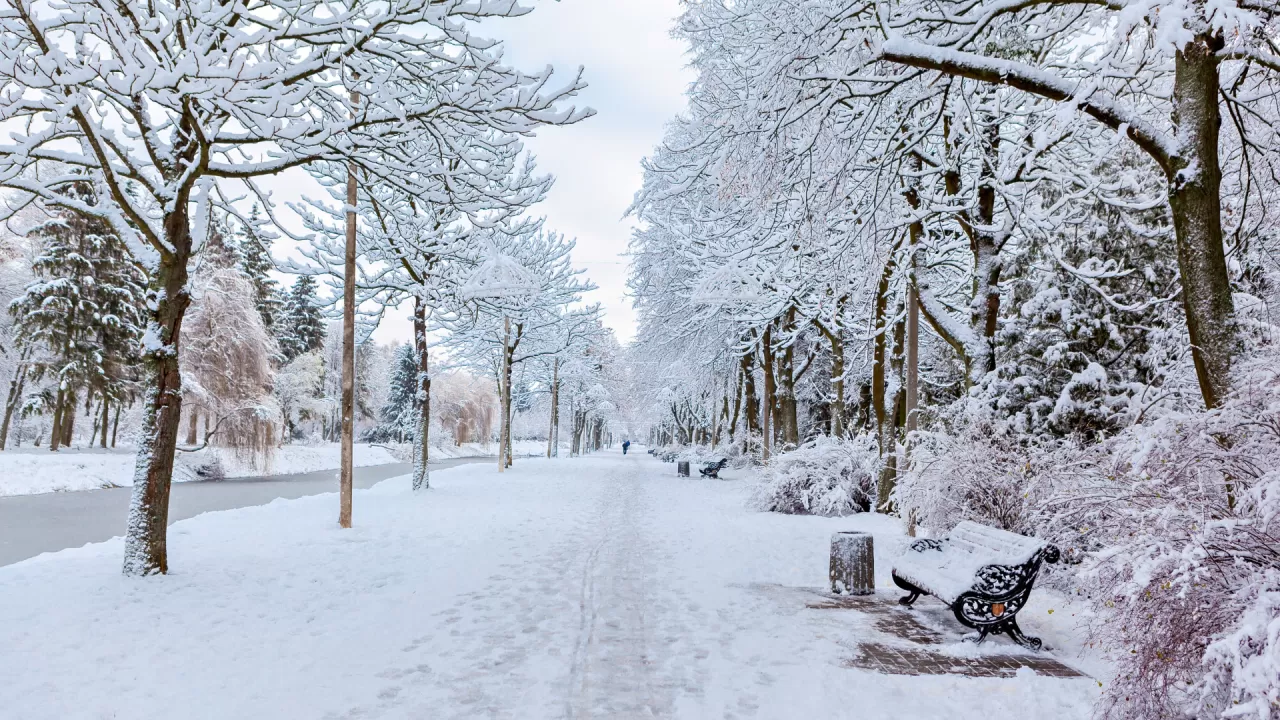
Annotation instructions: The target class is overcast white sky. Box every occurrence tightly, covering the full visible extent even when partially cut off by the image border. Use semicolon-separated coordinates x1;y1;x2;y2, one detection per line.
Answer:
366;0;692;345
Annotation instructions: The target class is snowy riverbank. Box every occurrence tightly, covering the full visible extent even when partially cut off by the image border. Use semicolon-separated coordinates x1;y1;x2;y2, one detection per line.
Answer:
0;450;1103;719
0;440;562;497
0;443;400;497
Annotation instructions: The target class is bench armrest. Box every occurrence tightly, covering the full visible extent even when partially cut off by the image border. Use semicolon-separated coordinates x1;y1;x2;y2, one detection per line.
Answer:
908;538;944;553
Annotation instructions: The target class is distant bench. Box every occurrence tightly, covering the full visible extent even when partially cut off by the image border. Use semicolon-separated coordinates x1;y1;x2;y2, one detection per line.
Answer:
891;521;1060;650
699;458;728;478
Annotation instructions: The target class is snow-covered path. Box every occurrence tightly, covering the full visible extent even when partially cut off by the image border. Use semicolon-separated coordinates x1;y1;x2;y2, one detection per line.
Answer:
0;450;1099;719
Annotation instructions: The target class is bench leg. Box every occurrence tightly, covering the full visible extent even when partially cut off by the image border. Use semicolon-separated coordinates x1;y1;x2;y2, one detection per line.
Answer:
891;573;924;606
1000;617;1043;651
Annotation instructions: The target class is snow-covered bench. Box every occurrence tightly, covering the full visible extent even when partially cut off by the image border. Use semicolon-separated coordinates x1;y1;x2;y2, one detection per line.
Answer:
699;458;728;478
891;521;1060;650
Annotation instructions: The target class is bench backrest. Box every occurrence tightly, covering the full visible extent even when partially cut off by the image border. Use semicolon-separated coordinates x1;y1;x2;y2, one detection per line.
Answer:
947;521;1045;566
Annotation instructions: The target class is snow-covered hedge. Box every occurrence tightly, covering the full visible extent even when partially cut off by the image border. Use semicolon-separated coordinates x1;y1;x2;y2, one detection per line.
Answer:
749;435;877;516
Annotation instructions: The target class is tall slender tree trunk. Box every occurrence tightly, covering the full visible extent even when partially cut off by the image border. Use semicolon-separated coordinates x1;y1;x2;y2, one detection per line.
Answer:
1;355;30;451
906;235;921;439
729;363;744;446
91;393;102;445
547;359;560;458
872;246;898;462
111;404;121;448
969;115;1002;379
411;296;431;492
878;309;908;513
761;327;775;461
776;309;799;447
828;328;846;438
60;389;76;447
123;229;194;575
186;408;198;446
498;317;511;472
100;396;110;448
740;352;759;454
49;387;66;452
338;85;359;529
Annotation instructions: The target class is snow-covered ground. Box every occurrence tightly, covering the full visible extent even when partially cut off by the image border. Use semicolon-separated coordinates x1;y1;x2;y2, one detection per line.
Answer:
0;449;1100;719
0;443;400;497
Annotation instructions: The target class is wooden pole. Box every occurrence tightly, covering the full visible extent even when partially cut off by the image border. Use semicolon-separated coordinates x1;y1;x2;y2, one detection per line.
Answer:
498;316;510;472
339;83;358;529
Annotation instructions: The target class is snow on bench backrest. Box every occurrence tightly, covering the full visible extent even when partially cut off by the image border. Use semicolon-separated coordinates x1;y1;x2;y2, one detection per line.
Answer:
893;522;1048;604
947;521;1044;566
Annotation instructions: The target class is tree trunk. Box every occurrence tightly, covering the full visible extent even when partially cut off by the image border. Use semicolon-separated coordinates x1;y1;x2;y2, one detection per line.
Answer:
60;389;76;447
49;386;66;452
123;232;193;576
90;393;102;446
112;404;121;448
776;309;800;447
186;408;198;446
412;296;431;492
100;396;110;448
498;317;511;472
338;87;359;529
969;115;1001;379
829;329;846;438
761;327;775;461
740;352;759;454
728;363;744;446
548;359;560;458
872;245;898;460
877;305;907;513
1170;35;1234;409
1;355;30;451
906;240;920;439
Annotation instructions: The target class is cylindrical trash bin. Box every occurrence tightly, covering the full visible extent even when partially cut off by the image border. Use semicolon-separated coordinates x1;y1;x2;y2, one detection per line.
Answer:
677;460;690;477
830;531;875;595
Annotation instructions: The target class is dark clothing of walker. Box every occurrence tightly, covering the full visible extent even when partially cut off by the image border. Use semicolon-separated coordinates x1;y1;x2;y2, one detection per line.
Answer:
622;441;630;454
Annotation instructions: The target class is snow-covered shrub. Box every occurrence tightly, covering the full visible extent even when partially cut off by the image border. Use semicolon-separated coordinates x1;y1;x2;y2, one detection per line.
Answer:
900;417;1090;537
1057;360;1280;720
750;435;877;516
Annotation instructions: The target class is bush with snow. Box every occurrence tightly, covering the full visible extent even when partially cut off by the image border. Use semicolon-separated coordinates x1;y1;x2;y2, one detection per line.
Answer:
1052;360;1280;720
898;417;1090;537
749;435;877;516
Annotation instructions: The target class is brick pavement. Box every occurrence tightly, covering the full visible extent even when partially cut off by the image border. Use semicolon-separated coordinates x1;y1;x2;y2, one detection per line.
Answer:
756;584;1087;679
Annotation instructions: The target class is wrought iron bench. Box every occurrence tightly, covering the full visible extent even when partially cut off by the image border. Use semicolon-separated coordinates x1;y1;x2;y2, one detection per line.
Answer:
699;458;729;478
891;521;1060;650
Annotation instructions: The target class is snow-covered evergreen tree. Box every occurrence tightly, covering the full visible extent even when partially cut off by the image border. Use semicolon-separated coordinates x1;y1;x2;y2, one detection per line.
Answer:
365;344;417;444
8;181;146;450
279;276;326;362
238;206;283;335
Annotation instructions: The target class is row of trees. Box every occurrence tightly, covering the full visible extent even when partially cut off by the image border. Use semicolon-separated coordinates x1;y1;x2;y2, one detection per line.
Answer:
0;0;613;576
629;0;1279;716
630;0;1278;489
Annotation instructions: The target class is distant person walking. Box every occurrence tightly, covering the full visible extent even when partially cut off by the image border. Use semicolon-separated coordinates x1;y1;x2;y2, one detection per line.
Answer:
622;440;630;455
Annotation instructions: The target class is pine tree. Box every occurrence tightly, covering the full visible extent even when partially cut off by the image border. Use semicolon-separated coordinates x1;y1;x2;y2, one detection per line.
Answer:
365;343;417;443
238;206;283;333
8;180;147;450
279;275;326;361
